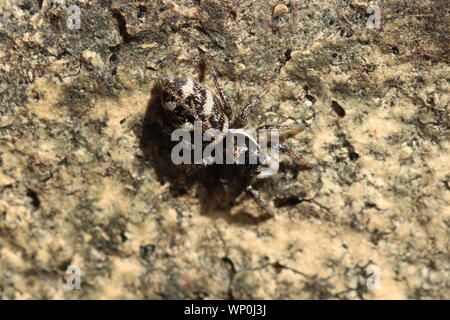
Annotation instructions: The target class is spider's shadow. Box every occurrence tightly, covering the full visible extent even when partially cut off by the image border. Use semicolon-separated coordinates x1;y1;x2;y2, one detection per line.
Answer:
140;86;271;225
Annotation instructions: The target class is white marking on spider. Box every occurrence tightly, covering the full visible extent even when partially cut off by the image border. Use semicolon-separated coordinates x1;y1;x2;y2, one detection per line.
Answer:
203;90;215;115
181;78;195;100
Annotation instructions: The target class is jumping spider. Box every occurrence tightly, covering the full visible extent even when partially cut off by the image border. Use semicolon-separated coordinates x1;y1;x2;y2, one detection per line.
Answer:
157;56;311;217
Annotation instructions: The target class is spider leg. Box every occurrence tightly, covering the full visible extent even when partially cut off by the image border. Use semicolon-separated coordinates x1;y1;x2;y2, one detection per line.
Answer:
237;77;275;126
246;185;275;218
256;124;311;168
210;66;233;119
199;53;233;119
257;124;305;139
274;143;312;169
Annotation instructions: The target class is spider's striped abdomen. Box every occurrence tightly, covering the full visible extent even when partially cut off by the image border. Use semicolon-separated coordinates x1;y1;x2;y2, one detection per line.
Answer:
159;76;229;140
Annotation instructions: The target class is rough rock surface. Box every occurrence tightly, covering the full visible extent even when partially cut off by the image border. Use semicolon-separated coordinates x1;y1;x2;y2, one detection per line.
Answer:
0;0;448;299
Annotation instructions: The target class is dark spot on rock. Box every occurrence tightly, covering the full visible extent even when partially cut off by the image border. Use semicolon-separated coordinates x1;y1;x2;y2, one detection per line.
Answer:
58;157;68;166
365;202;378;210
285;49;292;61
370;229;388;245
56;51;69;60
58;260;72;272
305;94;316;104
331;100;346;117
26;189;40;210
391;45;400;55
349;151;359;161
272;262;285;274
112;9;134;44
140;244;156;262
120;231;128;243
19;2;32;11
137;5;147;18
32;90;40;101
274;197;302;208
444;180;450;191
269;104;279;112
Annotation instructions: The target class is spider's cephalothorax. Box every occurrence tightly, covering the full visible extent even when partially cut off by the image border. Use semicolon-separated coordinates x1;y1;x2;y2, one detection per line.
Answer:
158;58;311;217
